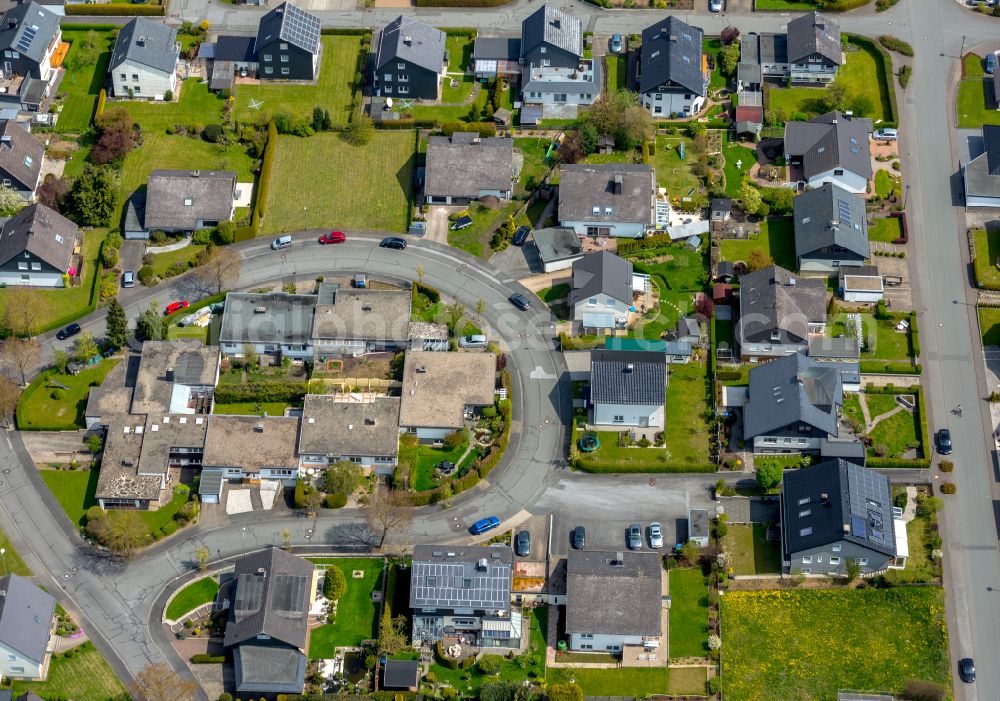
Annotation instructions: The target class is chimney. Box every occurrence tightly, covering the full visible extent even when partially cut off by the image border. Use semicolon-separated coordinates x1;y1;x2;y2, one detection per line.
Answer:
7;20;15;30
1;135;11;149
552;18;560;29
256;567;266;576
844;110;853;118
255;421;264;433
191;170;200;178
787;276;796;286
136;36;145;47
613;174;623;195
477;557;488;570
625;363;634;373
403;35;412;45
165;368;174;381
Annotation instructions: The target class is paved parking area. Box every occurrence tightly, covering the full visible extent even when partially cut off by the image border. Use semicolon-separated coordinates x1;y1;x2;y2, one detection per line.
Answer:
120;240;145;274
878;255;913;310
513;514;549;562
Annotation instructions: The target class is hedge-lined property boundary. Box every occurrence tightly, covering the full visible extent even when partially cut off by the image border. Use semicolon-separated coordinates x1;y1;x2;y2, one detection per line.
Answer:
65;3;164;15
234;120;276;241
844;33;898;127
863;384;931;468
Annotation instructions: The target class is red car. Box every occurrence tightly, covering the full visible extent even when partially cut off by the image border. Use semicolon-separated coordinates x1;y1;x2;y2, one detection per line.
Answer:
319;231;346;245
164;300;189;316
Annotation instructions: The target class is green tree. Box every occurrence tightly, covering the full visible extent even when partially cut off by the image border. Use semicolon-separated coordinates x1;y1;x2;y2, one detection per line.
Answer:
849;94;874;118
135;301;164;341
578;119;599;154
51;348;70;374
323;565;347;601
746;248;774;272
548;683;583;701
344;113;374;146
477;654;503;675
311;106;326;132
0;184;23;216
756;460;783;490
377;613;409;655
845;558;862;582
739;182;765;216
85;433;103;455
680;540;701;566
88;510;149;559
242;344;258;369
718;41;741;76
105;299;128;349
74;331;99;362
321;460;363;495
66;165;116;226
102;244;119;269
194;544;210;571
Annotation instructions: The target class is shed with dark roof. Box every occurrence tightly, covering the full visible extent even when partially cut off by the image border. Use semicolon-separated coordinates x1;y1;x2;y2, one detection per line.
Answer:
383;660;420;690
532;227;584;272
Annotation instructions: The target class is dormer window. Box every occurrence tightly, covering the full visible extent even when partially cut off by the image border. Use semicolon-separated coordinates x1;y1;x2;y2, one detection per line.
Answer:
23;156;31;167
592;206;600;215
184;198;193;206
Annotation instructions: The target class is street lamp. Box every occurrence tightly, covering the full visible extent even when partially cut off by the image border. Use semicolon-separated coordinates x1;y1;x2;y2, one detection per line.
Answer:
903;184;911;209
0;548;7;577
241;527;247;557
960;35;967;60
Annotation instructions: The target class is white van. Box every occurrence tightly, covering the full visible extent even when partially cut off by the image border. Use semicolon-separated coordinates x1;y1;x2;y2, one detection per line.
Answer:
271;235;293;250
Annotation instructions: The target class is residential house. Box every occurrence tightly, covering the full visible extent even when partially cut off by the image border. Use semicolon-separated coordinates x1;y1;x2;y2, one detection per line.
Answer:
780;459;902;575
962;124;1000;208
0;203;77;287
570;251;636;330
793;182;870;273
0;692;46;701
0;1;62;86
589;349;666;429
564;550;662;654
424;132;514;204
605;336;692;364
743;352;845;455
130;340;219;415
531;226;584;272
255;2;322;81
200;415;301;504
108;17;179;100
410;545;520;648
84;361;135;430
221;548;315;695
0;119;42;200
757;32;788;78
688;509;709;547
0;575;55;681
786;12;842;84
520;5;600;109
737;264;827;360
297;394;401;474
382;660;420;691
784;111;872;194
125;169;237;239
204;35;258;91
636;16;708;118
558;163;656;238
312;285;412;358
838;264;884;303
737;33;763;90
471;36;521;79
219;291;318;360
399;350;496;442
374;16;446;101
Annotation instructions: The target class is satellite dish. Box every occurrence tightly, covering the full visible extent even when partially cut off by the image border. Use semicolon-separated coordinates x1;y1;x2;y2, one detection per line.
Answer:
385;97;394;108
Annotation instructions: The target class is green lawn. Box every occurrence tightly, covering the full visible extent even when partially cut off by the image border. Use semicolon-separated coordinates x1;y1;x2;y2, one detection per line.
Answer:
973;229;1000;289
0;527;30;576
721;132;756;198
514;137;553;195
885;512;938;584
663;363;711;466
669;568;709;658
723;524;781;575
652;136;703;201
58;28;117;133
605;54;627;90
868;407;920;458
704;39;728;91
669;667;709;695
767;42;891;123
235;36;363;125
842;392;863;427
18;359;120;431
537;283;570;303
980;306;1000;346
448;200;515;258
408;439;469;492
125;79;229;132
265;131;414;234
721;588;951;701
409;80;489;122
149;242;208;278
166;324;209;343
441;75;476;104
10;641;126;701
957;54;1000;128
720;218;795;270
446;34;473;73
166;577;220;620
830;312;913;361
753;0;820;8
869;216;904;243
308;558;385;657
548;667;669;696
864;391;900;418
629;242;706;341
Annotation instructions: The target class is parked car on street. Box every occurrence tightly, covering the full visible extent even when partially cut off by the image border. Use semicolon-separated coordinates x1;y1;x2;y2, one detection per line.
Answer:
937;428;953;455
470;516;501;535
319;231;346;244
56;323;81;341
648;522;664;549
515;530;531;557
572;526;586;550
164;300;189;316
509;293;532;311
271;235;292;250
379;236;407;250
959;658;976;683
627;523;643;550
873;128;898;140
611;34;623;53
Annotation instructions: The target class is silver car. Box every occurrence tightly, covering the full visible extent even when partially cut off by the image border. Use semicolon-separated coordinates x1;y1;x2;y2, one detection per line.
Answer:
458;334;488;349
648;522;664;549
627;523;643;550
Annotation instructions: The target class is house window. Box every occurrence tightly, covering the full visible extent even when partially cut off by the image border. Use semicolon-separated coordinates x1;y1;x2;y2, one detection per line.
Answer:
23;155;31;167
9;667;23;675
799;509;811;517
6;654;13;661
264;67;273;75
280;43;288;50
263;54;272;62
184;198;193;206
816;555;823;563
799;527;812;536
654;105;662;114
398;62;406;69
580;634;593;639
281;68;290;75
2;179;10;186
832;544;842;552
19;274;27;281
17;262;26;270
120;73;126;80
398;86;409;94
383;73;392;82
797;497;810;505
398;74;408;82
131;74;138;80
834;169;844;176
30;262;39;270
801;556;812;564
592;206;600;215
134;86;141;93
580;644;593;650
613;415;624;423
684;93;691;99
605;298;614;306
604;207;612;215
587;298;597;306
829;557;841;565
859;558;868;566
280;55;289;62
54;234;63;244
540;47;547;53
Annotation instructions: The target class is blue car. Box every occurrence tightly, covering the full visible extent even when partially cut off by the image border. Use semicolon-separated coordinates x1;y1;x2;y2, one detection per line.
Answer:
986;53;997;75
470;516;501;535
611;34;623;53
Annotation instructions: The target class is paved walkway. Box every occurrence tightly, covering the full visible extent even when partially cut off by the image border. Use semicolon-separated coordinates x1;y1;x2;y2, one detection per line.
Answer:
865;404;906;432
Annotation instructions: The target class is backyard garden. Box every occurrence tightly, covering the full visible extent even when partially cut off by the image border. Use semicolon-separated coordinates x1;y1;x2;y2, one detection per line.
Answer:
719;218;796;271
973;228;1000;289
17;358;120;431
957;53;1000;129
307;558;385;658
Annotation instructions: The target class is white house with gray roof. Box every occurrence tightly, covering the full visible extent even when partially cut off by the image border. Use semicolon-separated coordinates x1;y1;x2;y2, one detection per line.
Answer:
297;394;401;474
0;203;77;288
784;111;872;193
424;132;514;204
570;251;635;329
519;4;600;110
636;16;708;118
374;15;446;101
786;12;842;84
737;264;827;360
558;163;656;238
219;291;317;360
793;182;870;273
589;349;666;429
0;575;55;681
109;17;179;100
962;124;1000;208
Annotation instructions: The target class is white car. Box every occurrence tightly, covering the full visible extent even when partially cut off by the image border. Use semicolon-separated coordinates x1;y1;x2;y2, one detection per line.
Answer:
649;522;664;549
710;0;723;11
873;128;898;141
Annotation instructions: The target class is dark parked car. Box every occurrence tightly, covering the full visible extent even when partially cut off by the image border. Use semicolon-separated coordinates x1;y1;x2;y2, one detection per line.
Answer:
986;53;997;75
512;226;531;246
937;428;953;455
379;236;407;250
509;293;532;311
572;526;586;550
959;658;976;683
515;530;531;557
470;516;501;535
627;523;642;550
56;323;81;341
450;215;473;231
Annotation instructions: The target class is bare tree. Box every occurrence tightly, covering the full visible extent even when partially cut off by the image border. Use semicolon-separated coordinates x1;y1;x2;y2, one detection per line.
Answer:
4;338;39;385
194;544;210;571
130;662;199;701
3;287;46;337
0;373;19;426
198;245;242;295
364;486;413;549
87;510;148;559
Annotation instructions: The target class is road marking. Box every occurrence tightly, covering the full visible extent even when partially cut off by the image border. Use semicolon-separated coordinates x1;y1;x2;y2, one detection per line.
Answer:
961;544;999;551
528;366;556;380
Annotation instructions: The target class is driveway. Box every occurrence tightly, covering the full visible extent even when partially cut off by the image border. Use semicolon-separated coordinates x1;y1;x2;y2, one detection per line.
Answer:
488;242;542;279
424;205;458;245
120;240;145;274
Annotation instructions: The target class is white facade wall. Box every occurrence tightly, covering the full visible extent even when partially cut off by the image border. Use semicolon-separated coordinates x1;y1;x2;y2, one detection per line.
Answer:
562;220;646;238
966;194;1000;208
593;402;664;428
568;632;648;652
572;295;630;324
843;288;884;303
220;341;313;359
761;61;789;76
0;639;47;680
299;454;397;474
0;270;62;287
407;426;452;443
541;256;581;273
805;168;867;194
522;88;597;106
790;63;837;84
799;257;865;274
641;90;704;118
753;434;821;453
739;342;805;360
111;58;177;100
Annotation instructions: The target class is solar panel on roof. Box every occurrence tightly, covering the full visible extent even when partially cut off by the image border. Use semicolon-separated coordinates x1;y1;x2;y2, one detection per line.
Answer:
16;25;36;53
851;515;866;538
837;199;852;222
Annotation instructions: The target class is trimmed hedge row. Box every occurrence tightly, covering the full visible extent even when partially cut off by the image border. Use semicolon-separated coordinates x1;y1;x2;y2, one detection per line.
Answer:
909;310;920;358
191;654;225;664
867;457;931;468
416;0;510;5
445;28;477;37
320;28;370;36
878;35;915;57
214;382;308;404
844;33;898;127
65;3;164;15
575;461;717;474
257;121;278;220
859;361;921;375
821;0;870;10
96;89;107;120
863;384;931;467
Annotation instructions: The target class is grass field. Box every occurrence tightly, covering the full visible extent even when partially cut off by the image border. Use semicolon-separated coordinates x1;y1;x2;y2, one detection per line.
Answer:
980;306;1000;345
704;39;727;91
235;36;362;125
652;136;703;201
605;54;627;90
446;35;473;74
10;641;126;701
973;229;1000;289
149;242;208;278
830;312;913;361
662;363;711;466
629;242;706;340
753;0;820;8
125;79;229;132
958;54;1000;128
58;28;117;133
721;588;950;701
408;438;469;492
721;132;757;199
868;407;920;458
0;527;30;576
720;218;795;270
308;558;385;657
669;568;709;658
213;401;294;416
723;524;781;575
869;216;904;243
166;577;220;620
18;359;120;431
265;131;415;234
548;667;669;696
885;511;938;584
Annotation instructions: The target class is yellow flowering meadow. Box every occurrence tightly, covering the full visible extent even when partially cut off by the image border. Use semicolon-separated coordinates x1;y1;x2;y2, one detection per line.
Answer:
720;587;951;701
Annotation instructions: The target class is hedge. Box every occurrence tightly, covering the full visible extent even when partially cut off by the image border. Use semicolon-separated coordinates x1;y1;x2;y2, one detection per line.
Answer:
821;0;870;11
445;28;477;37
899;64;912;89
95;89;107;120
866;457;931;468
715;370;743;382
844;34;898;127
65;3;164;15
863;384;931;467
324;492;347;509
414;281;440;303
320;28;371;36
859;361;921;375
441;121;496;138
435;641;459;669
617;233;673;255
878;35;914;57
213;382;308;404
574;461;717;474
190;654;225;663
909;310;920;358
257;121;278;220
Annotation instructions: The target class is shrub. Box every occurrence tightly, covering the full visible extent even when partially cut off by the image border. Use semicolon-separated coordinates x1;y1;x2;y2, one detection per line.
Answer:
216;220;235;245
85;505;106;524
477;654;503;675
938;460;954;473
324;492;348;509
939;482;956;495
323;565;347;600
878;35;914;57
65;3;164;14
190;653;225;663
95;88;106;118
219;695;233;701
904;679;947;701
138;265;155;286
899;64;912;89
191;229;212;245
160;520;178;537
203;124;224;143
256;121;278;220
435;641;459;669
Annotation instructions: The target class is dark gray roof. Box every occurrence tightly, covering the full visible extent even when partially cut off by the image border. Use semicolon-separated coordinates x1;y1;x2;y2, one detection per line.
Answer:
520;105;542;125
0;203;76;271
570;251;633;306
224;547;313;649
744;352;842;438
532;226;582;263
0;1;59;64
220;292;318;346
711;198;732;215
782;459;896;557
234;644;306;694
383;660;420;689
410;545;512;612
298;395;400;459
377;15;445;73
110;17;178;74
737;61;761;85
965;124;1000;198
590;349;666;406
793;182;870;260
521;4;581;59
256;2;321;55
0;119;41;191
738;265;826;346
144;169;236;231
819;437;866;462
424;133;514;200
210;62;234;91
558;163;655;226
473;36;520;61
740;33;760;64
784;111;872;181
758;32;787;64
786;11;842;65
215;34;257;62
638;15;706;95
0;574;55;664
565;550;662;637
